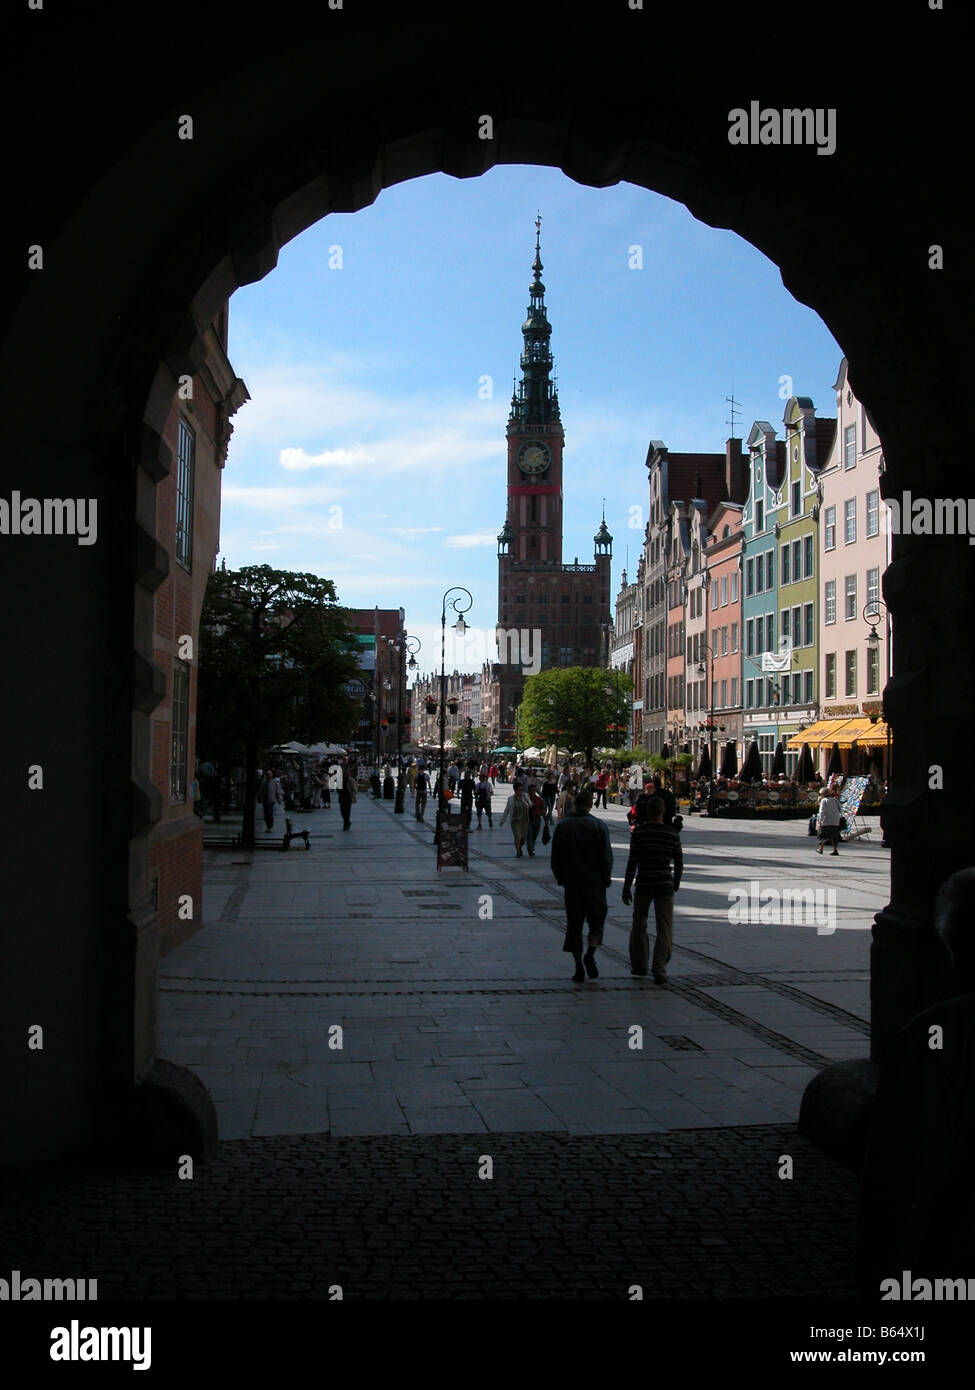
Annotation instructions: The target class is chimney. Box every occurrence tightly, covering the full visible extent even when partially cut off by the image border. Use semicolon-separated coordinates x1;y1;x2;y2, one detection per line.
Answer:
725;437;746;503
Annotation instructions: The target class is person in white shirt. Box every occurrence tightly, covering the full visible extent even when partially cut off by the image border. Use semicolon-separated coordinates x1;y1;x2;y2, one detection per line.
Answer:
816;787;842;855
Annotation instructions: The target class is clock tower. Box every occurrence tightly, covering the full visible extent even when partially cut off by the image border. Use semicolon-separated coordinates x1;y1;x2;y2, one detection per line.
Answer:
490;217;613;748
504;215;564;565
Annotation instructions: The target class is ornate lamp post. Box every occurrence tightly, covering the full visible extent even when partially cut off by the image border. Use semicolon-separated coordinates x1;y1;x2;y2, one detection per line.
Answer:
393;635;421;813
438;587;473;832
863;599;891;788
696;641;718;782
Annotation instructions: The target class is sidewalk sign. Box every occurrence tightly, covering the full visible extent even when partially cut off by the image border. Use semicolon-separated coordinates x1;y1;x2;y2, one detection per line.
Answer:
436;808;469;871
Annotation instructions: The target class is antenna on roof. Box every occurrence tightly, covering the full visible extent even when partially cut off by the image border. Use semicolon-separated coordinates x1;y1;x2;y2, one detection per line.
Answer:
725;391;742;437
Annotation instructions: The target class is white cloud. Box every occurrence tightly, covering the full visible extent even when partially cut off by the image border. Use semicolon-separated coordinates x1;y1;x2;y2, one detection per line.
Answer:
445;531;499;549
279;446;373;470
387;526;444;540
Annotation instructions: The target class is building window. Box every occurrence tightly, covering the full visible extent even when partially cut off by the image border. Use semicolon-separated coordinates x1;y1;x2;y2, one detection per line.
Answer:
825;506;836;550
803;669;813;704
731;622;738;653
745;679;753;708
844;498;856;544
720;576;727;606
175;418;195;570
792;605;801;648
720;678;727;707
765;551;774;591
845;574;857;620
866;567;880;611
791;480;801;516
845;650;857;697
866;645;880;696
745;619;754;657
170;660;190;801
731;677;738;706
825;652;836;698
844;423;856;470
865;489;880;538
781;544;790;586
755;499;764;533
803;602;814;646
745;558;754;597
766;613;775;650
711;581;719;611
731;571;739;602
781;608;791;645
720;626;728;655
804;533;814;579
825;579;836;625
791;539;801;580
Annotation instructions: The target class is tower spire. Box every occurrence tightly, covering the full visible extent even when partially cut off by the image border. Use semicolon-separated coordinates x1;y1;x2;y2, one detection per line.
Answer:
509;214;560;429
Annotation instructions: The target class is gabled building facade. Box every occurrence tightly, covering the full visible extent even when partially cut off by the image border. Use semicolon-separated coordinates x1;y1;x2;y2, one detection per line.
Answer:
741;421;785;773
817;357;889;776
769;396;834;770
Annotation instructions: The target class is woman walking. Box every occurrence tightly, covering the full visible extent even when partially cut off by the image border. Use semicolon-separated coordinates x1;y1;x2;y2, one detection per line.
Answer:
817;786;842;855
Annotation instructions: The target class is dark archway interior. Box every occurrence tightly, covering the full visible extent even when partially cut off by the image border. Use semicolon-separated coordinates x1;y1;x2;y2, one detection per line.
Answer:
1;3;968;1191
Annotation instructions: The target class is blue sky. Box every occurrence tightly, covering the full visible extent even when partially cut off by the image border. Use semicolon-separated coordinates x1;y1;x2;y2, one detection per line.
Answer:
222;164;843;676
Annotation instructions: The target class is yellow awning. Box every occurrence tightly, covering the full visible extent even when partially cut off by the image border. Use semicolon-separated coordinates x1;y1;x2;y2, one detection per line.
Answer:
786;717;861;748
853;719;890;745
830;717;874;747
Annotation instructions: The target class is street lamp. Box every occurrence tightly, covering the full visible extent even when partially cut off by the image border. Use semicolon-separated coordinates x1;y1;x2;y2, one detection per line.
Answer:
863;599;891;789
392;635;421;813
696;641;718;784
438;587;473;836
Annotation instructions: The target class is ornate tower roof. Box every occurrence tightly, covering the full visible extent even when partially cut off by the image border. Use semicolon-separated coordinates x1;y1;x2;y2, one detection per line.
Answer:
508;214;561;430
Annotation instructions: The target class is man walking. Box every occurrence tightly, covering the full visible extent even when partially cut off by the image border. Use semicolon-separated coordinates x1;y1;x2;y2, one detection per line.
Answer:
414;765;430;822
550;787;613;983
474;770;493;829
458;767;475;830
499;779;531;857
337;758;357;831
622;795;683;983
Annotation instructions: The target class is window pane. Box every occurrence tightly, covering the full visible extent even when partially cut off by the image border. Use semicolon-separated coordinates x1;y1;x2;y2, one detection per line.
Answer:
825;506;836;549
845;574;857;619
804;533;814;578
866;489;879;537
844;498;856;543
175;419;195;570
825;580;836;625
170;660;190;801
844;424;856;469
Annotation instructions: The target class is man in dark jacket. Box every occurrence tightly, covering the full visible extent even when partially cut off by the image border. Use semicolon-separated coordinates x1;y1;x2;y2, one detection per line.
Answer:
622;795;683;982
550;788;613;983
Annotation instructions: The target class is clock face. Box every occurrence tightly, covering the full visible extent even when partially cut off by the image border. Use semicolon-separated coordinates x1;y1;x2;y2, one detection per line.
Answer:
518;441;550;476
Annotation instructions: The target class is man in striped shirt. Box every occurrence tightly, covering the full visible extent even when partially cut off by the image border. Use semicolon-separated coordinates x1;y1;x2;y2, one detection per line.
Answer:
622;795;683;983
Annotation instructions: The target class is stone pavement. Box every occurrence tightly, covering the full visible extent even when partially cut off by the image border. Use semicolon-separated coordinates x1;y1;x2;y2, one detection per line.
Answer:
160;785;885;1141
1;788;887;1303
0;1126;857;1299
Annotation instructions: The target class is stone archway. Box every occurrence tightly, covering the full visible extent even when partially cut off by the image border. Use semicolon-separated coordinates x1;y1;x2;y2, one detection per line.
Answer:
1;7;967;1164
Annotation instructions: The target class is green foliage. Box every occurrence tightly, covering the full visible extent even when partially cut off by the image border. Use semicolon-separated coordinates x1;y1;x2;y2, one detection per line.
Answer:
516;667;632;764
198;564;362;758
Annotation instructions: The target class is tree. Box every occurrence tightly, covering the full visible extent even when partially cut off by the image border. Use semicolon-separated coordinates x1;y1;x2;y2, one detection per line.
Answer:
197;564;362;847
517;667;630;768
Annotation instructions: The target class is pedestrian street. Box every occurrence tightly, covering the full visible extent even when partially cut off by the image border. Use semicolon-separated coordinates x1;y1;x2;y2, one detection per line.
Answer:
159;786;884;1142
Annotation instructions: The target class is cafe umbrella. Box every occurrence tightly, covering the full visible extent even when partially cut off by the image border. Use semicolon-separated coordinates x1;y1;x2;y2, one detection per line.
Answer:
740;740;763;783
719;741;738;778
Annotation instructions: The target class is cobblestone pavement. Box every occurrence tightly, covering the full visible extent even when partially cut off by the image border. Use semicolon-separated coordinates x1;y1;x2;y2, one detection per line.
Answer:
162;789;885;1140
0;1126;856;1299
